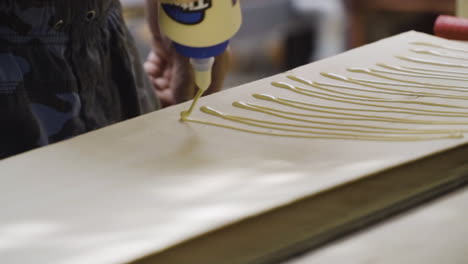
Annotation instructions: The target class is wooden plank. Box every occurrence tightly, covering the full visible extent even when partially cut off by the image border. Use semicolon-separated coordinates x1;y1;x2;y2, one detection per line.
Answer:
1;31;468;264
132;144;468;264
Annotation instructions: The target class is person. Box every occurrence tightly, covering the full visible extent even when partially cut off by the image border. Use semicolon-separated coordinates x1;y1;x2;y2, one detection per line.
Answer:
0;0;229;159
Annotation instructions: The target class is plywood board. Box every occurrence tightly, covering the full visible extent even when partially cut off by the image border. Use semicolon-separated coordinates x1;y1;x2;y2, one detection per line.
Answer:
2;31;468;264
131;143;468;264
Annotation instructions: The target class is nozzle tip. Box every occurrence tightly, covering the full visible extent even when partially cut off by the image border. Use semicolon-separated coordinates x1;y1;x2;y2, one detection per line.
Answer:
180;110;190;121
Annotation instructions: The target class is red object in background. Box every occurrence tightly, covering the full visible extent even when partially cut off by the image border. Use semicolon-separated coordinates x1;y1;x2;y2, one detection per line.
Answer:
434;15;468;41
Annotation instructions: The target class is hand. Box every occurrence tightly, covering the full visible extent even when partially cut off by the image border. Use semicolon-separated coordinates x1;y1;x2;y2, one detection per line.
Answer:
144;36;230;108
144;35;194;108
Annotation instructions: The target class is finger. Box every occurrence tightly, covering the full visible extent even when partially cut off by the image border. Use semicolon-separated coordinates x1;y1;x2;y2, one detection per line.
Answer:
148;49;168;69
146;50;158;63
155;89;176;108
153;77;170;90
144;61;162;77
163;66;172;80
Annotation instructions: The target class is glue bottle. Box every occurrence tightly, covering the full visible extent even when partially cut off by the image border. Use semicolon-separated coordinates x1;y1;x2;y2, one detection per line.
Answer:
158;0;242;118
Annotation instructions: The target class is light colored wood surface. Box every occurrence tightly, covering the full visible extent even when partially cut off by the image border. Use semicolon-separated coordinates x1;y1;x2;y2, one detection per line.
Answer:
2;31;468;264
130;144;468;264
289;185;468;264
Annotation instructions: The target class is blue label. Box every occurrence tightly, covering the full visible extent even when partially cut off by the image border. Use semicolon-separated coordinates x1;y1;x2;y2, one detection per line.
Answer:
162;0;212;25
174;41;229;58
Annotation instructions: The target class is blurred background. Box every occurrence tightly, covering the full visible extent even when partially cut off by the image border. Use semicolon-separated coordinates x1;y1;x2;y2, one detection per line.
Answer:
121;0;455;88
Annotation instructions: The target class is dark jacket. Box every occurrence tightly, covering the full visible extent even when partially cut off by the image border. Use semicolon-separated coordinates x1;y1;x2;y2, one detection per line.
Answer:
0;0;160;159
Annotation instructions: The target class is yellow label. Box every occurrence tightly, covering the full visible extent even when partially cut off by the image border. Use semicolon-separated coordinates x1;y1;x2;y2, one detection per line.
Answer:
159;0;242;47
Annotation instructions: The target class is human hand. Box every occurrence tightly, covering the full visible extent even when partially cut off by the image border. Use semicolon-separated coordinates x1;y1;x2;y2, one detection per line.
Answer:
144;36;230;108
144;35;194;108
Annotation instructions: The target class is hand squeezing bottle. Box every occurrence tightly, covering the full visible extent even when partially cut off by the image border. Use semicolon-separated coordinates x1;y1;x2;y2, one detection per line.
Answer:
158;0;242;120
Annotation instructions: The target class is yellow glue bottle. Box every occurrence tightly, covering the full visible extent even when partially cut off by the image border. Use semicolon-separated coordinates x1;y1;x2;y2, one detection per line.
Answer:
158;0;242;119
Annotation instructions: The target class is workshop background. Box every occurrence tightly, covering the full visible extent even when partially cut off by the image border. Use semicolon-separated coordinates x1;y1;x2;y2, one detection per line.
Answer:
121;0;455;89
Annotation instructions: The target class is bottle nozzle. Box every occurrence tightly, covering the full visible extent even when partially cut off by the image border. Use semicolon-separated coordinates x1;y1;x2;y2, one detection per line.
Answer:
190;57;215;91
180;57;215;120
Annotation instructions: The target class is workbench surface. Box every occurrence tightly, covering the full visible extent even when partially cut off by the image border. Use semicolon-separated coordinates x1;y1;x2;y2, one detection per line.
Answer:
2;31;468;264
